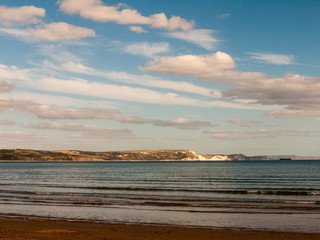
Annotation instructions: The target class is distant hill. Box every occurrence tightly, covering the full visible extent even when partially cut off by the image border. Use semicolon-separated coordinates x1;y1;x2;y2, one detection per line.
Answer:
0;149;319;161
0;149;212;161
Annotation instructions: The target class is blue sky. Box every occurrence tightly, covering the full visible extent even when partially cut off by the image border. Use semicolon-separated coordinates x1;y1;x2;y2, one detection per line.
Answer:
0;0;320;155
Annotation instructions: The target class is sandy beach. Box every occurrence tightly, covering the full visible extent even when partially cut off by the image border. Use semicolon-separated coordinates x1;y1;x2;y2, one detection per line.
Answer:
0;218;319;240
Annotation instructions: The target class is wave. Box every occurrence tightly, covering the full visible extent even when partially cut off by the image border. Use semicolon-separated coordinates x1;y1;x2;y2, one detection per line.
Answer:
74;186;320;196
1;186;320;196
1;196;319;212
1;190;319;204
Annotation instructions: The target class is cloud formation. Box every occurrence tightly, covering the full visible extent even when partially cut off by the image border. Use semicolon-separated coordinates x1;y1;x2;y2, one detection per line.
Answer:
223;73;320;112
217;13;231;19
31;49;222;98
249;52;295;65
267;110;320;118
33;60;221;98
0;63;252;110
0;5;45;26
140;51;235;76
204;129;320;140
227;119;261;126
166;29;218;50
140;51;265;81
129;25;147;33
124;42;170;57
140;51;320;117
104;71;222;98
27;122;134;139
152;118;217;129
36;77;217;107
0;64;33;81
0;120;15;125
58;0;194;31
0;27;31;41
0;98;216;130
0;81;14;92
0;64;209;107
28;22;96;41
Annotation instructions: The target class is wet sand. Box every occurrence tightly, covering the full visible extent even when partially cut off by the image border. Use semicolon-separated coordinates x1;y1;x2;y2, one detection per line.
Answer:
0;218;319;240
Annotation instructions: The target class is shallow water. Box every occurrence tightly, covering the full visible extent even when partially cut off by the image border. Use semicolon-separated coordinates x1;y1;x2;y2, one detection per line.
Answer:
0;160;319;232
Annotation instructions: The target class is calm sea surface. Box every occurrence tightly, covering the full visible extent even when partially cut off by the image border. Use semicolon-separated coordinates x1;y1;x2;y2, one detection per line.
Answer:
0;160;319;232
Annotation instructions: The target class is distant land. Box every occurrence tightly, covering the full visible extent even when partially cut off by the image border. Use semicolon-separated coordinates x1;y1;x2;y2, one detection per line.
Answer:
0;149;319;161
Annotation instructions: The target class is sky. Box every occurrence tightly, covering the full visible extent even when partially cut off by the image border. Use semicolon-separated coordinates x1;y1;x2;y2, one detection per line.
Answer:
0;0;320;156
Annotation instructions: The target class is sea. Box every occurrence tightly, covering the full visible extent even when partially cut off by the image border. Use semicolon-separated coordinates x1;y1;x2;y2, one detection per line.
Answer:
0;160;319;232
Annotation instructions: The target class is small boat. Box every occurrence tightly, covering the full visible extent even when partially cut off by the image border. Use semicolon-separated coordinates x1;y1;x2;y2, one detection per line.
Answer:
280;158;292;160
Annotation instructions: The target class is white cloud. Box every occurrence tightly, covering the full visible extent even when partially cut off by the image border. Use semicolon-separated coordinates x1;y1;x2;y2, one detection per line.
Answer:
141;51;235;74
38;44;82;63
166;29;219;50
58;0;149;24
60;61;96;74
149;14;194;31
58;0;194;31
0;5;45;26
28;22;96;41
129;25;147;33
0;27;32;41
217;13;231;19
124;42;170;57
0;23;95;43
140;51;268;82
0;64;35;82
0;91;116;109
249;52;295;65
140;51;246;80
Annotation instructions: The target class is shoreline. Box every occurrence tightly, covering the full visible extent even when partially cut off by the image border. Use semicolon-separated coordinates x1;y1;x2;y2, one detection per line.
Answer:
0;217;319;240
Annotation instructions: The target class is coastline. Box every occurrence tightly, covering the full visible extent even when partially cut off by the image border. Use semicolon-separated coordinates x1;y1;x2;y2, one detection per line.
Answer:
0;217;319;240
2;149;320;161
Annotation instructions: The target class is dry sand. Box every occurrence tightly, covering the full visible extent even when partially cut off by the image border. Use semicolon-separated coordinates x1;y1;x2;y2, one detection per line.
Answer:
0;218;319;240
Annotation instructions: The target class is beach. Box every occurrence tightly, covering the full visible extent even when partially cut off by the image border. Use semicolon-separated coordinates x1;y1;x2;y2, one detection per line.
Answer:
1;218;320;240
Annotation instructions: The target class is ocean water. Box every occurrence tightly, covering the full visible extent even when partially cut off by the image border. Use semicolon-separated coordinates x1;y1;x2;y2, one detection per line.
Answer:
0;160;319;232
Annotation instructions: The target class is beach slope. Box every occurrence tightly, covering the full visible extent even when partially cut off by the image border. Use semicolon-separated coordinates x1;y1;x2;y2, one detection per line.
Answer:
0;219;319;240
